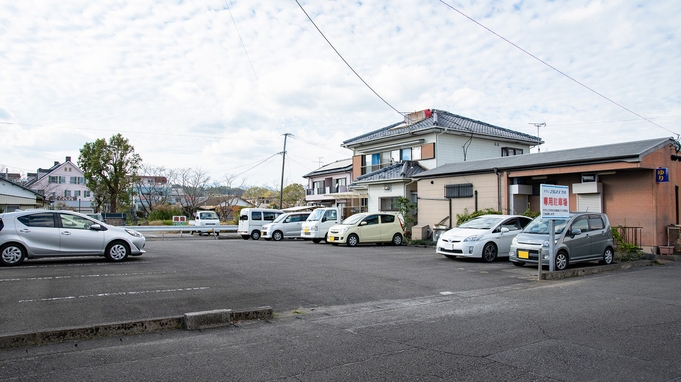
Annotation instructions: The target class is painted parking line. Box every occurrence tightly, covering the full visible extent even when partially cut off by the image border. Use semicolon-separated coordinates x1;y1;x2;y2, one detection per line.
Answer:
18;287;210;303
0;271;174;283
0;261;152;271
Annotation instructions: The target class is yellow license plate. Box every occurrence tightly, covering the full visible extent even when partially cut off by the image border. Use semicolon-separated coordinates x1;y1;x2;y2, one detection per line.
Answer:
518;250;529;259
304;228;309;233
329;236;334;242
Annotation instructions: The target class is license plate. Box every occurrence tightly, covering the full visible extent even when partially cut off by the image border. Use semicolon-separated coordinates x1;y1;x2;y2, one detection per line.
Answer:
518;250;529;259
329;236;334;242
304;228;309;233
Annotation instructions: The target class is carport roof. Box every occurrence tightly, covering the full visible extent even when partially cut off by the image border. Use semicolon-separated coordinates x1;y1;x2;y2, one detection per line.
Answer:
413;137;674;178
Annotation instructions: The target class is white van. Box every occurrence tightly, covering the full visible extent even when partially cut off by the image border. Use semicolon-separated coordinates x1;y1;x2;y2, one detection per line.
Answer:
238;208;284;240
300;207;341;243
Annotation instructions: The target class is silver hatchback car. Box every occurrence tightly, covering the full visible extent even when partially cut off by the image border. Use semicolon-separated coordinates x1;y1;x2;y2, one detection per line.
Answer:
509;212;614;270
0;210;146;266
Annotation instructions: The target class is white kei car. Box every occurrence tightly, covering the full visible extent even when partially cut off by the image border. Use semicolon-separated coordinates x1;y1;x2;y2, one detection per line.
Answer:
436;215;532;262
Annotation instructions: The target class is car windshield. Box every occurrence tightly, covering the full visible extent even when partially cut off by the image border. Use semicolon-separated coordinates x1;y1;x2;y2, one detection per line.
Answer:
523;217;568;234
199;212;218;219
341;214;366;225
307;209;323;221
458;216;504;230
273;214;287;223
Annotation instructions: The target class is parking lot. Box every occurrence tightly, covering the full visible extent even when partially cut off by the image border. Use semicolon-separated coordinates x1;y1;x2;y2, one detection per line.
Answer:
0;235;543;336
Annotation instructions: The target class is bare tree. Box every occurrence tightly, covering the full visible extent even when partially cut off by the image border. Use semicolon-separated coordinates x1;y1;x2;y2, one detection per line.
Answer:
211;174;246;221
132;165;177;217
177;168;211;216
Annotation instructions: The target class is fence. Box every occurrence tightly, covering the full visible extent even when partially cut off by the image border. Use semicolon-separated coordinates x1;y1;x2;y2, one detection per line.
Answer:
614;226;642;248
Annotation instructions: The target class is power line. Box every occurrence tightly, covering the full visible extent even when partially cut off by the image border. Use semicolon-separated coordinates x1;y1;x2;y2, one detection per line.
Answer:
294;0;404;119
438;0;678;137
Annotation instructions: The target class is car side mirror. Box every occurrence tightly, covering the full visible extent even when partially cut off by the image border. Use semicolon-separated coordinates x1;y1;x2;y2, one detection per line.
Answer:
570;228;582;237
360;221;368;226
322;217;327;222
90;224;102;231
500;227;510;234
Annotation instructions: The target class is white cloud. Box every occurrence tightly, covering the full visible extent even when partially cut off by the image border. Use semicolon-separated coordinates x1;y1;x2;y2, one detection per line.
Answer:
0;0;679;186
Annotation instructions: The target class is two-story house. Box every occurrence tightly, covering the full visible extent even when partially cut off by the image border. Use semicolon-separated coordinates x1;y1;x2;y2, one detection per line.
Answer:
302;158;365;218
25;156;94;213
341;109;541;225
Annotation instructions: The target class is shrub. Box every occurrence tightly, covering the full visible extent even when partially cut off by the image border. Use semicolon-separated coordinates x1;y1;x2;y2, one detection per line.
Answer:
455;208;502;226
148;204;184;221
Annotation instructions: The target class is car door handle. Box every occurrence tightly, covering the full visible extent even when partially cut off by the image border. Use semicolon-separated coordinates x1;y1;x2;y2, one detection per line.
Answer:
61;231;72;236
19;229;31;233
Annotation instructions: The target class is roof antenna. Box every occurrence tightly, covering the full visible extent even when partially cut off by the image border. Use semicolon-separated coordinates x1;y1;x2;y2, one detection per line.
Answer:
529;122;545;152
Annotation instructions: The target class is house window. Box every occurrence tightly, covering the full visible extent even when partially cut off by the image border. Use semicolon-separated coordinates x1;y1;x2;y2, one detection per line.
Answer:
74;190;81;197
445;183;474;198
84;191;91;198
412;146;421;160
64;190;72;197
49;176;66;184
313;181;323;194
380;197;400;211
401;148;412;161
502;147;523;157
70;176;84;184
334;178;346;192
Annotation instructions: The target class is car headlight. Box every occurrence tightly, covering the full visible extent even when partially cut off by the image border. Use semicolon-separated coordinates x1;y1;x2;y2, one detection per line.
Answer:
463;235;483;242
339;227;349;234
512;237;518;245
309;225;318;232
125;229;142;238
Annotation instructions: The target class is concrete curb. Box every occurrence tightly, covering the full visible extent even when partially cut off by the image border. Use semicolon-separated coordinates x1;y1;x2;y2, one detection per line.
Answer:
540;260;652;280
0;306;272;349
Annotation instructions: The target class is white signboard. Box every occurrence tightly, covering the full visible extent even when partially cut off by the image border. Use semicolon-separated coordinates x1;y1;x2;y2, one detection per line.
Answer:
540;184;569;218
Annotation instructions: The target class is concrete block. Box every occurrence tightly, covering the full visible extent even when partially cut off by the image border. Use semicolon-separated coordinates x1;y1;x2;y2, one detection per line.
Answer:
184;309;233;330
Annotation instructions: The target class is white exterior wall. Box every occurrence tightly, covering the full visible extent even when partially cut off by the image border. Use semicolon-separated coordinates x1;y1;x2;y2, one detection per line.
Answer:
435;134;531;166
367;182;404;213
29;163;93;202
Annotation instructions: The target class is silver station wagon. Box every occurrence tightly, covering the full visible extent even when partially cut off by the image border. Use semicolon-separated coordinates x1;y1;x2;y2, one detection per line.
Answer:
0;210;146;266
509;212;614;270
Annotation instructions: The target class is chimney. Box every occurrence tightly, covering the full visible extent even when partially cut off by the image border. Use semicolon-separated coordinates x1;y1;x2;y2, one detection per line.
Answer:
54;161;59;166
66;156;71;162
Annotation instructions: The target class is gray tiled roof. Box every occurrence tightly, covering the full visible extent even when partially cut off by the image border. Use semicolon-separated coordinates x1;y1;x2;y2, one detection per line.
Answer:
413;137;674;178
355;161;428;183
303;158;353;178
342;109;540;147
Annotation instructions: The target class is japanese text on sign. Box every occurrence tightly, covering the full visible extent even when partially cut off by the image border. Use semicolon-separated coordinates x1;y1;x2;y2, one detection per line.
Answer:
540;184;570;218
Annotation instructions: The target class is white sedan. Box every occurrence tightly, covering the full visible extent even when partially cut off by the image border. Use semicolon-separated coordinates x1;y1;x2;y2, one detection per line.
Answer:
436;215;532;262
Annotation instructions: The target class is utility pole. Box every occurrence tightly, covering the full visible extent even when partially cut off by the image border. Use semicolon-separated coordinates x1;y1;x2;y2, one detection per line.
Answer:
529;122;545;152
279;133;292;209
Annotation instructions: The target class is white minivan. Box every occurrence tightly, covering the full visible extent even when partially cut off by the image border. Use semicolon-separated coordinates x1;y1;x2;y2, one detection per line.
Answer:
238;208;284;240
300;207;341;243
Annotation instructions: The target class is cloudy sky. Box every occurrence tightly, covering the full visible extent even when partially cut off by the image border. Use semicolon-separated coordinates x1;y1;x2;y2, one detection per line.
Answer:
1;0;679;189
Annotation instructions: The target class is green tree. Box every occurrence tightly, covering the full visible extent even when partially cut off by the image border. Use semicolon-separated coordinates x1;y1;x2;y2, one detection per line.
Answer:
281;183;305;208
243;186;277;207
78;134;142;213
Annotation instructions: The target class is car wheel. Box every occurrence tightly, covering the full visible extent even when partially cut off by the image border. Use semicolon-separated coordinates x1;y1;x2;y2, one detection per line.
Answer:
272;231;284;241
555;251;568;270
323;233;328;243
444;254;457;260
105;241;129;262
347;234;359;247
511;261;525;267
251;230;261;240
312;238;321;244
391;233;403;246
482;242;498;262
241;235;250;240
600;247;614;265
0;243;26;266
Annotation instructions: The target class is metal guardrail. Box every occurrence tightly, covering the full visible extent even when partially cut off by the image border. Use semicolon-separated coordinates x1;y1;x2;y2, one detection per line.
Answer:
129;225;237;240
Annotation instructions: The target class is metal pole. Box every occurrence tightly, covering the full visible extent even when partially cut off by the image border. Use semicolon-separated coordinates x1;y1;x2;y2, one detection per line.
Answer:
279;133;291;209
549;219;555;272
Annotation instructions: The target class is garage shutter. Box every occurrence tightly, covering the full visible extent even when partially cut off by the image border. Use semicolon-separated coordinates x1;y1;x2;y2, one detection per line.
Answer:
577;194;602;213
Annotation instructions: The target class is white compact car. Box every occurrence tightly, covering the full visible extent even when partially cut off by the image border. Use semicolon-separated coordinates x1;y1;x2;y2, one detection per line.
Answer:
436;215;532;262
